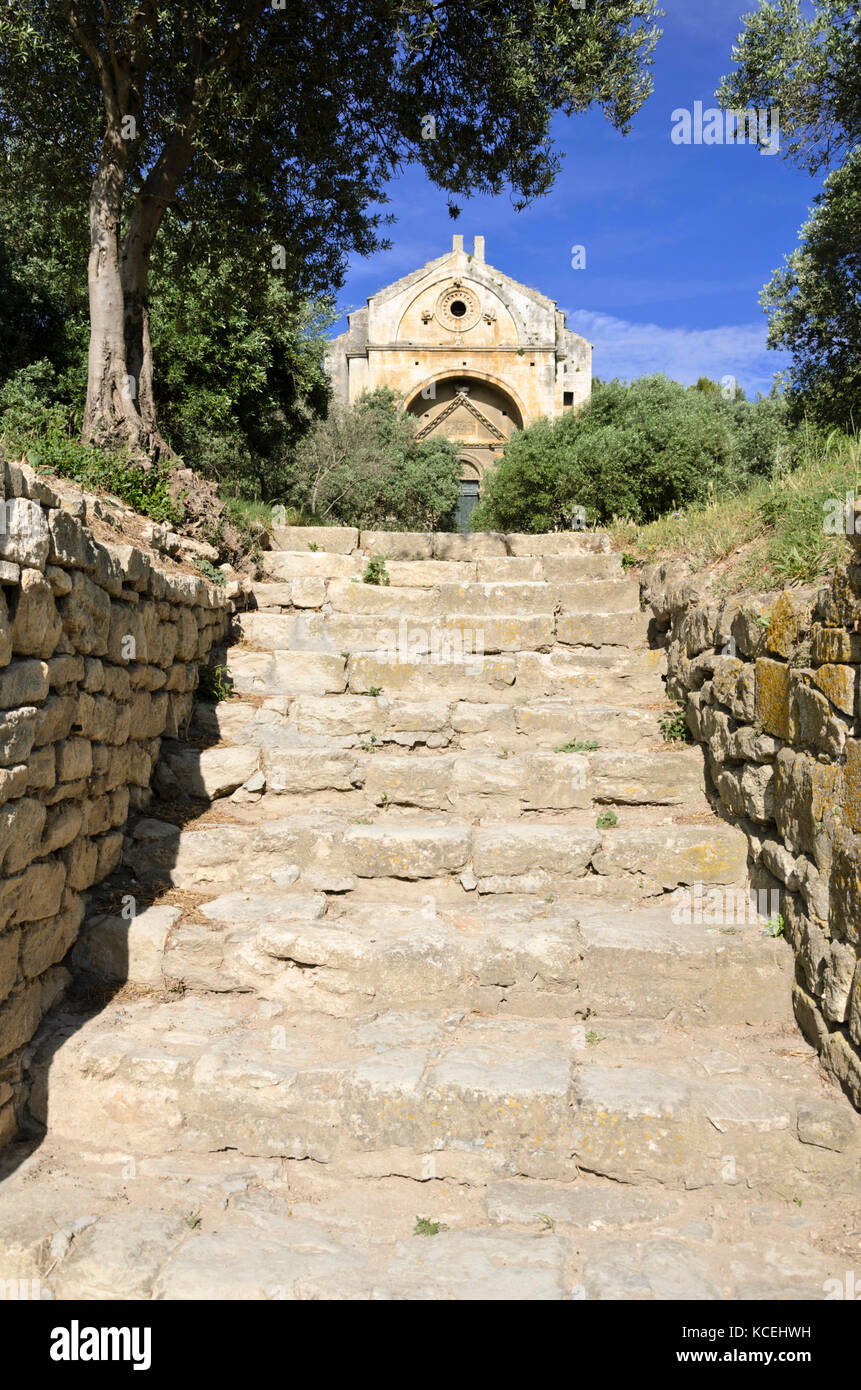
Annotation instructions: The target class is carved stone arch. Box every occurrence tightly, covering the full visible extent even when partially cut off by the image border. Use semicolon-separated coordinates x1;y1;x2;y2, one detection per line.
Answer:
404;371;526;432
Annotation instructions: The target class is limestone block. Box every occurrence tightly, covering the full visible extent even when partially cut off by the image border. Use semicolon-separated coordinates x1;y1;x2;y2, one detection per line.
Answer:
291;577;326;608
46;507;95;568
0;860;66;928
811;624;861;665
20;900;86;978
0;658;49;709
46;653;85;688
0;498;49;568
0;706;38;766
0;929;18;1002
361;531;434;560
844;740;861;834
792;680;847;758
41;804;84;856
754;657;794;741
830;828;861;946
166;745;260;800
796;1098;856;1152
56;737;93;782
73;904;181;989
10;568;62;658
345;824;470;879
764;590;810;658
0;982;41;1059
0;797;47;874
813;662;856;716
473;826;599;877
593;825;749;888
271;525;358;553
822;939;858;1023
61;571;110;655
260;550;359;582
741;762;775;824
773;748;843;865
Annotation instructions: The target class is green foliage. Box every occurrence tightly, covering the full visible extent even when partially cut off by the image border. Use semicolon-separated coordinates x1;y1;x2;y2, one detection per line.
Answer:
717;1;861;174
413;1216;446;1236
287;389;461;530
765;913;786;938
596;810;619;829
149;224;334;497
471;376;799;532
362;555;390;586
1;414;181;524
192;557;226;587
659;701;693;745
0;0;662;454
0;188;332;502
761;146;861;433
610;425;859;591
196;664;233;704
555;739;599;752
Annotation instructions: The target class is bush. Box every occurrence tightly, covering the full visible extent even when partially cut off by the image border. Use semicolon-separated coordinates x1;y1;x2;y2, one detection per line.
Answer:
470;375;800;532
284;388;461;530
1;415;183;526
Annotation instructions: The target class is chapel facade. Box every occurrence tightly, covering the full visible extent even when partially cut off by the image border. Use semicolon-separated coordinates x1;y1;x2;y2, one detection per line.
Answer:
325;234;592;528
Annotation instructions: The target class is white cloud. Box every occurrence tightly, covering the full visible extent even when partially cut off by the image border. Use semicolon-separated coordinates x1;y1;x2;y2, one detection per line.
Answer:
566;309;788;397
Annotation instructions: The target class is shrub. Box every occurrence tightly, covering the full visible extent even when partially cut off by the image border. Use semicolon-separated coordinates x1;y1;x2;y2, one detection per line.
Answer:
471;375;800;532
2;415;183;526
285;388;461;531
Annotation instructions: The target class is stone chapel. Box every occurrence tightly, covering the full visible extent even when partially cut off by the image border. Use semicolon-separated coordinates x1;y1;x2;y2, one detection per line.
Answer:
325;234;592;528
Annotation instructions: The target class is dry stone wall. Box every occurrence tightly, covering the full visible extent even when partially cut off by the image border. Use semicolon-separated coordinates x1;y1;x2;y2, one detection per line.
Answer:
0;459;230;1146
642;558;861;1110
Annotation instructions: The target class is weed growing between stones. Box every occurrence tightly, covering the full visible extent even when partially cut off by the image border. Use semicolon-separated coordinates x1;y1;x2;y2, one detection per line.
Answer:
413;1217;446;1236
659;700;693;744
197;663;233;702
363;555;390;585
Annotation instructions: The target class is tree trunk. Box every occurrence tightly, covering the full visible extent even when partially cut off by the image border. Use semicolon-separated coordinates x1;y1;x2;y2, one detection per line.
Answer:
82;125;148;455
118;127;196;460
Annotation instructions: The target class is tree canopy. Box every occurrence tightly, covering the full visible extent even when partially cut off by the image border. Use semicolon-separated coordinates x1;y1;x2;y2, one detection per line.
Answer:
0;1;662;456
761;146;861;431
717;0;861;172
470;376;801;533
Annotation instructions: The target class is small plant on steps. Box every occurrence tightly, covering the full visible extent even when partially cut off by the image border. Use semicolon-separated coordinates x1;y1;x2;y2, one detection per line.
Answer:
363;555;390;586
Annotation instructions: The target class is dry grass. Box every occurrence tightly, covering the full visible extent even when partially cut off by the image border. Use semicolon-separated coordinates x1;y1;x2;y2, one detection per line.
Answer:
611;429;860;595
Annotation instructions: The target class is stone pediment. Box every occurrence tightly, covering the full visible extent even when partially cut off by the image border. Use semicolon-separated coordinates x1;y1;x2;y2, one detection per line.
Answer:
415;391;507;443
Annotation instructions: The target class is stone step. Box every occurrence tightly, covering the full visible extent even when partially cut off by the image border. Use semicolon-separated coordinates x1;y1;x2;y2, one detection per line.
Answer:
138;893;790;1025
233;607;648;658
250;576;640;618
267;526;612;559
194;694;667;753
252;748;709;813
257;550;622;588
224;646;663;703
159;740;708;812
124;810;749;898
0;1144;849;1299
31;992;861;1191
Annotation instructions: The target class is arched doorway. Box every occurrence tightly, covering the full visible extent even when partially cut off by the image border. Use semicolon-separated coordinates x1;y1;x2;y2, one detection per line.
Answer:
456;457;482;533
405;374;523;532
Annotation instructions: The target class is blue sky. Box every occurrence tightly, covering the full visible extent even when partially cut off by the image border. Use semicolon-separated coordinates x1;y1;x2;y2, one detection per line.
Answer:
334;0;823;399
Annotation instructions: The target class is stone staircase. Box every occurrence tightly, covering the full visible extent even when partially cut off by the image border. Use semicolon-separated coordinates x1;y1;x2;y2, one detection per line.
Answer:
2;527;859;1300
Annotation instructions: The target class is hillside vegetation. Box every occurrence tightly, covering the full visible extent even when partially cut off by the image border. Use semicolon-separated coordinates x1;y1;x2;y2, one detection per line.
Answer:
611;426;859;596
